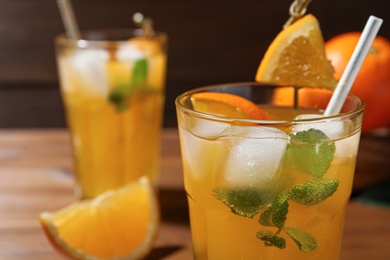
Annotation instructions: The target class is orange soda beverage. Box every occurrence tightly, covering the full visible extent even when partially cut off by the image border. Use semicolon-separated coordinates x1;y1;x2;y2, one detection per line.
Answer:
55;29;167;199
176;83;364;259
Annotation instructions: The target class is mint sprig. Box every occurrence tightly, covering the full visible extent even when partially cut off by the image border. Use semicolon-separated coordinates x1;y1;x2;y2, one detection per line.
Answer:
256;177;338;252
108;58;148;112
213;128;338;253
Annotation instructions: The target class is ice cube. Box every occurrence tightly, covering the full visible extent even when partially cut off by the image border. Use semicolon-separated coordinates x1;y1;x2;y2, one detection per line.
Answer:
292;114;356;157
115;43;145;62
177;110;230;139
177;115;230;181
292;114;349;140
60;49;110;96
116;42;167;89
334;132;361;158
215;126;288;187
179;127;220;181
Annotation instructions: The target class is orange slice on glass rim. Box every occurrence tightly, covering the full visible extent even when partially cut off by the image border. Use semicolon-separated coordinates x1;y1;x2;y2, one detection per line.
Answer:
255;14;337;88
255;14;338;108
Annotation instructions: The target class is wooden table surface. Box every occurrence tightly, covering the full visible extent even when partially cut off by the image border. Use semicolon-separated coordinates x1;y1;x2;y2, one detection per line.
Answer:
0;128;389;260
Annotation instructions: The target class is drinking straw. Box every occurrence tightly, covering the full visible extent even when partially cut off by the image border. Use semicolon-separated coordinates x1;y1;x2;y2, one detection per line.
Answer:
324;15;383;116
56;0;80;40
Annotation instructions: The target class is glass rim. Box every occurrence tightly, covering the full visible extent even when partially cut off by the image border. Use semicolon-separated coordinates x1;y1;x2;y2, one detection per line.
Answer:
175;82;365;125
55;28;167;48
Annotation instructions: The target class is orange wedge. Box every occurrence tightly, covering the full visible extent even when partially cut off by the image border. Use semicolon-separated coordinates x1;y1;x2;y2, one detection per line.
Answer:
39;177;159;260
255;14;337;88
191;92;268;119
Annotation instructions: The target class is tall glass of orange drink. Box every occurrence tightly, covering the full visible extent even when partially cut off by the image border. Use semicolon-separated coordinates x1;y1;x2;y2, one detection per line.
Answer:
176;83;364;259
55;29;167;199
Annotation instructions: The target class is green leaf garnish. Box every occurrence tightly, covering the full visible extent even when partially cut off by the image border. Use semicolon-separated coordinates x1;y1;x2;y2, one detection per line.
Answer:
259;193;289;229
290;178;339;206
108;58;148;112
213;188;269;218
285;128;335;178
256;230;286;249
284;227;317;252
108;88;130;111
131;58;148;85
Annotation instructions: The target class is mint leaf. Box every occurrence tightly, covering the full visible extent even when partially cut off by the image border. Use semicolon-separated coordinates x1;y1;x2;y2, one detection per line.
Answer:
108;87;130;111
257;230;286;249
290;178;339;206
108;58;148;112
285;128;335;178
284;227;317;252
213;188;269;218
131;58;148;86
259;193;289;229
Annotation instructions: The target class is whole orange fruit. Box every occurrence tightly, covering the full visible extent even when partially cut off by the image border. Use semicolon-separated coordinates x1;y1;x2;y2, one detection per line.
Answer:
325;32;390;133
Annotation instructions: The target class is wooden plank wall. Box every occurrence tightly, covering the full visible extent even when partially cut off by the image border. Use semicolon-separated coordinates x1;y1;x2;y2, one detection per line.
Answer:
0;0;389;128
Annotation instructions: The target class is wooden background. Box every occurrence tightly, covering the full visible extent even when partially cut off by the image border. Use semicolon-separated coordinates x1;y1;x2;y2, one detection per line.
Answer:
0;0;389;128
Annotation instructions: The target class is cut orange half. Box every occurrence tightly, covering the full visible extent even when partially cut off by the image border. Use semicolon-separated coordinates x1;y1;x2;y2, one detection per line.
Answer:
191;92;268;119
255;14;337;88
39;177;159;260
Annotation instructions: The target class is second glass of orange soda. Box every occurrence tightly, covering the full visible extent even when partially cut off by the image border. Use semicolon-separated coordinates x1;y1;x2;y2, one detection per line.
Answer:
55;29;167;199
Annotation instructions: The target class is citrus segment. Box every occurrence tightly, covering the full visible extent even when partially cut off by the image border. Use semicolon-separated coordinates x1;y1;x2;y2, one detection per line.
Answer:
255;14;337;88
191;92;268;119
39;177;159;260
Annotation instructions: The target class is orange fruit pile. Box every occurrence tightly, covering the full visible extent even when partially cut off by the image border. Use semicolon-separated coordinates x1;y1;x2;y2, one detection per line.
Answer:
39;177;159;260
